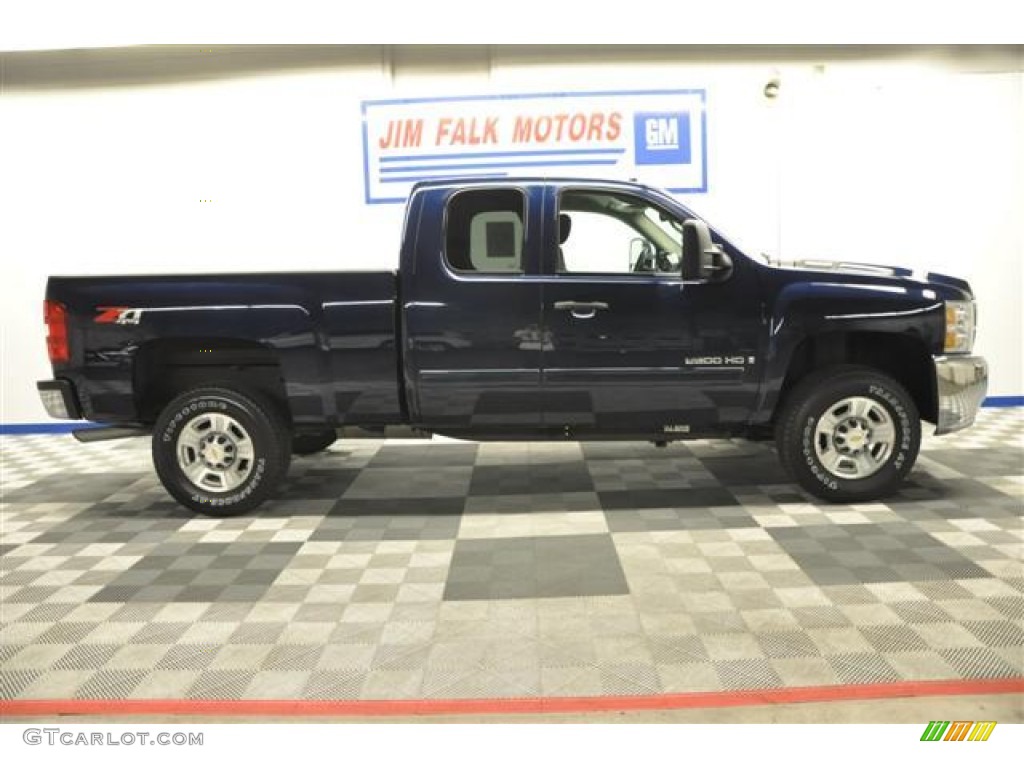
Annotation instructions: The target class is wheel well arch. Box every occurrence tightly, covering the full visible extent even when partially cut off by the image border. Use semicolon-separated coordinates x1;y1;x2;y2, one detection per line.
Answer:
776;331;937;425
133;337;290;425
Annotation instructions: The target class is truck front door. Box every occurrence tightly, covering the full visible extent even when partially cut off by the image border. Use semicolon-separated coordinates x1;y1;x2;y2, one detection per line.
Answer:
539;187;762;436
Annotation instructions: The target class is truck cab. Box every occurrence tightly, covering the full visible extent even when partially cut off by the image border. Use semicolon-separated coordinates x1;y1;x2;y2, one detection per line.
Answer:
400;179;763;437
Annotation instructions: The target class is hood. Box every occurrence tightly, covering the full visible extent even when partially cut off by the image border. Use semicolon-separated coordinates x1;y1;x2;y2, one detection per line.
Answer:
766;258;974;300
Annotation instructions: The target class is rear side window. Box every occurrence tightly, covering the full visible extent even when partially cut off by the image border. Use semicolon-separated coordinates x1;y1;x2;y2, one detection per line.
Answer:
444;189;525;273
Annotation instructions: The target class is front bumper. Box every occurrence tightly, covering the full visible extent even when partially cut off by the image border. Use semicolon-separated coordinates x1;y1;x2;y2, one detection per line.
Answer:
37;379;82;420
933;355;988;435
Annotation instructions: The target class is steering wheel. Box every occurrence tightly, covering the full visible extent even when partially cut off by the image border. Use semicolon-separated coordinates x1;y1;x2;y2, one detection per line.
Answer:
655;251;674;272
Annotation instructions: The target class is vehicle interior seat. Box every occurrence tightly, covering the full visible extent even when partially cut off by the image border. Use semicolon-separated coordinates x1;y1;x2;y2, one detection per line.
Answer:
557;213;572;272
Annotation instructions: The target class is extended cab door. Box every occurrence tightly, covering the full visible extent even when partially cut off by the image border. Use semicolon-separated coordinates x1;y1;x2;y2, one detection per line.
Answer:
539;186;762;435
401;185;545;431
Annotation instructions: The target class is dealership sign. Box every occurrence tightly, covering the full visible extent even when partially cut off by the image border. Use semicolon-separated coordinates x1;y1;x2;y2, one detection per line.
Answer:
361;89;707;204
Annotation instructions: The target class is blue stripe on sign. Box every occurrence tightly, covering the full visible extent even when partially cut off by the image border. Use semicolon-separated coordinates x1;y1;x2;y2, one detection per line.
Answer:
381;158;619;174
382;172;509;184
983;395;1024;407
379;148;627;163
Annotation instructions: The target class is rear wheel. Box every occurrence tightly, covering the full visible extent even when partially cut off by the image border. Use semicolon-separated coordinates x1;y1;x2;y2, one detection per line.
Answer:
152;386;290;516
776;366;920;503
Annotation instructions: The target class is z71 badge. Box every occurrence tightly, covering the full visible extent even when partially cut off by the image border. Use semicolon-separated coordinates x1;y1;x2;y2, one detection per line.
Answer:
95;307;144;325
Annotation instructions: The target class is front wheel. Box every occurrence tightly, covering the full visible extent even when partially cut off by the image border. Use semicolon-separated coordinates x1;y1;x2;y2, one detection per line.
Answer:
152;386;290;516
776;366;920;503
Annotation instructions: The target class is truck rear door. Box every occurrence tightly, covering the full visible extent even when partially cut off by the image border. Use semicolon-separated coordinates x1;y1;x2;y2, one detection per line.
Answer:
401;185;545;431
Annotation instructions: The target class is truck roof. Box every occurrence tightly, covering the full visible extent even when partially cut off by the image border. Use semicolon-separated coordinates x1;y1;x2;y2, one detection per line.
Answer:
410;176;659;193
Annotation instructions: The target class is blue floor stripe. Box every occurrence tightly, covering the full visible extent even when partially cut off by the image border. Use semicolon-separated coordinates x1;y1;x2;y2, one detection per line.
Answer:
983;395;1024;407
0;423;102;435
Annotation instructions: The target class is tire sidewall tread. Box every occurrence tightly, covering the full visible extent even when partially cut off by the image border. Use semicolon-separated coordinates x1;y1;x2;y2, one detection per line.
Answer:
776;366;920;503
152;386;290;516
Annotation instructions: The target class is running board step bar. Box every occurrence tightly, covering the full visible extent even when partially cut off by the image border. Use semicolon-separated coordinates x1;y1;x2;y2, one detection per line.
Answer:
338;426;433;439
73;426;151;443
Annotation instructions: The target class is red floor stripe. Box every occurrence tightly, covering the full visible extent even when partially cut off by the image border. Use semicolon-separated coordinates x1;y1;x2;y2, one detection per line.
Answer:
2;678;1022;718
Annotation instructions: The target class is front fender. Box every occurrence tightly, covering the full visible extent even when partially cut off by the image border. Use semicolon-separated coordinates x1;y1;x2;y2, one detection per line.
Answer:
752;280;945;424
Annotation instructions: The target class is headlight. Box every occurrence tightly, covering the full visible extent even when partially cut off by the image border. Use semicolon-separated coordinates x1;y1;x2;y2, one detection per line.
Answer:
944;300;975;354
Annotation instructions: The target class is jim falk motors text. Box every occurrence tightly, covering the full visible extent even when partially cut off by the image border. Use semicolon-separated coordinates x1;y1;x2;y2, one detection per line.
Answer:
377;111;625;149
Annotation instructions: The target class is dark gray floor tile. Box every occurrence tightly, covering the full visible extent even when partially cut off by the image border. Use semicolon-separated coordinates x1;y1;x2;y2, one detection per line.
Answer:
470;463;595;496
279;469;361;499
768;523;992;586
326;497;464;517
701;453;792;487
599;487;738;511
87;541;301;603
314;499;462;542
444;534;628;601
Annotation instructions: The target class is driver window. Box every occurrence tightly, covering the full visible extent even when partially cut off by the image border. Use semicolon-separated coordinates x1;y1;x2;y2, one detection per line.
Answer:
557;190;683;275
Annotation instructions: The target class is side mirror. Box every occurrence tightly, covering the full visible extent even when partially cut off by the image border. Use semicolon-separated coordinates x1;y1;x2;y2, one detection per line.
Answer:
682;219;733;281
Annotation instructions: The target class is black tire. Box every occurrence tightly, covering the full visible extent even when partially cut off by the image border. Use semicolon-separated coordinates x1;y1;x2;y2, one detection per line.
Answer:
775;366;920;503
152;386;291;516
291;429;337;456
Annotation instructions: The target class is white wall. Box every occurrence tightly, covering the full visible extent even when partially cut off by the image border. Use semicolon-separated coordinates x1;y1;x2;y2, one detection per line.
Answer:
2;46;1021;424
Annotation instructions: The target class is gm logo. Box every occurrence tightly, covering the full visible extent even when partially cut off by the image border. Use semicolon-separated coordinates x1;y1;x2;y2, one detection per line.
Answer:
634;111;691;165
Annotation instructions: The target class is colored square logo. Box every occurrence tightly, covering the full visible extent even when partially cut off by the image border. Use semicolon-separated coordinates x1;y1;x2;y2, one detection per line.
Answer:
633;111;691;165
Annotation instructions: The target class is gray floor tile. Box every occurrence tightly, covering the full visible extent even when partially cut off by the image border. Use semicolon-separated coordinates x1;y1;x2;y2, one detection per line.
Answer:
1;411;1022;702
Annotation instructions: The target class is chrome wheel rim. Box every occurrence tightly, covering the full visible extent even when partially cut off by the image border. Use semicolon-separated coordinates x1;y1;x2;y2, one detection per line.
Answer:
813;396;896;480
176;413;255;493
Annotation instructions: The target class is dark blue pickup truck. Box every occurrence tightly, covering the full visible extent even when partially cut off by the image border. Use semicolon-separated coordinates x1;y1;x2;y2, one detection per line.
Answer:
38;178;988;515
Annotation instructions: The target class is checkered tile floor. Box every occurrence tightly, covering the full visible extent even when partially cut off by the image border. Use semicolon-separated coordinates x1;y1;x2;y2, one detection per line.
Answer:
1;409;1022;701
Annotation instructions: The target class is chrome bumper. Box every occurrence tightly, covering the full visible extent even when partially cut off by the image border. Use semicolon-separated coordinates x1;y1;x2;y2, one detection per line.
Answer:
933;356;988;435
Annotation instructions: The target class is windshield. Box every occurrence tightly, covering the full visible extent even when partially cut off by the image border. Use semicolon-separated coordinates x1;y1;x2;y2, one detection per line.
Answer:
641;186;767;263
643;207;683;252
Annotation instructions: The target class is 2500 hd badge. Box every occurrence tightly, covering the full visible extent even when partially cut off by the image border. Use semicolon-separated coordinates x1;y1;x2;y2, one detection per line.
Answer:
684;355;754;366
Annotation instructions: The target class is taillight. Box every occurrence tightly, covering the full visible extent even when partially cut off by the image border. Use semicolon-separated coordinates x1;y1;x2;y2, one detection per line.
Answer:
44;300;69;364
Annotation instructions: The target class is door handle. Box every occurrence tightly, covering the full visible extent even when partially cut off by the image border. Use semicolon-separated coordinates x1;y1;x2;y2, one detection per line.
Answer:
553;300;609;319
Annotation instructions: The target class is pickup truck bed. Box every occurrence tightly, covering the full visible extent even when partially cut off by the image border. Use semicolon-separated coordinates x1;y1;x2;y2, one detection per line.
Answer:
46;271;404;427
